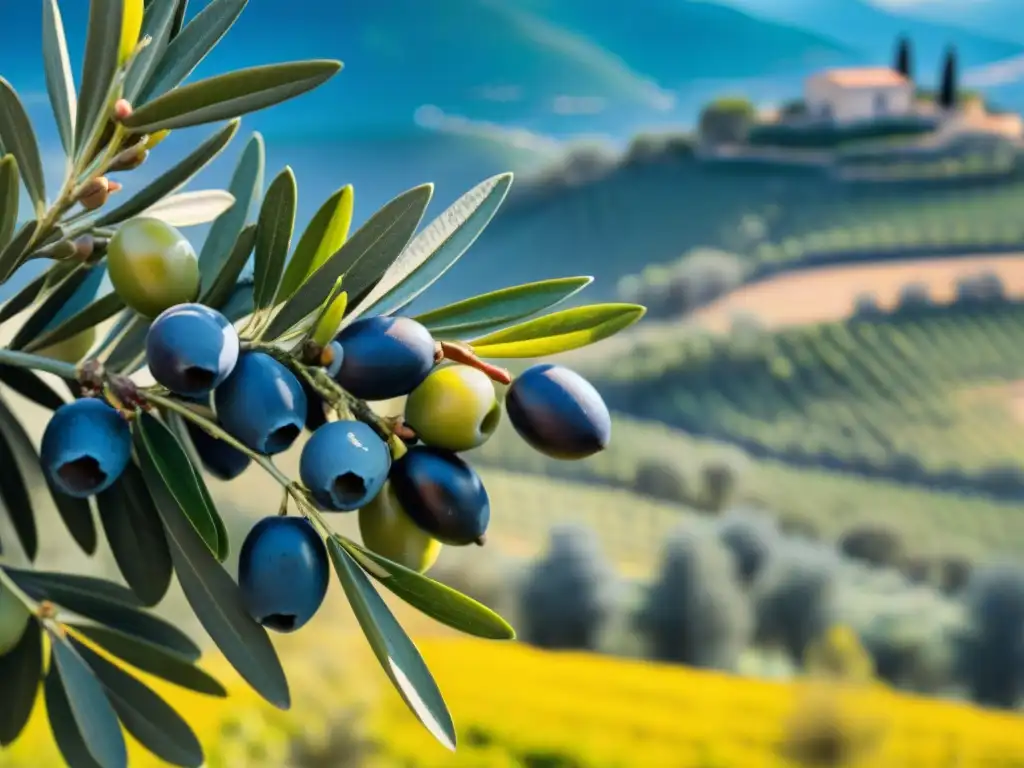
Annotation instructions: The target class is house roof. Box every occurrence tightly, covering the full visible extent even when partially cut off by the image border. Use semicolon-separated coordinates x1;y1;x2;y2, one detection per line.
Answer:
812;67;909;88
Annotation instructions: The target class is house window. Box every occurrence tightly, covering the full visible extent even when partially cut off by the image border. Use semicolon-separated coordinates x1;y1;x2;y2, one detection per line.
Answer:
874;92;887;115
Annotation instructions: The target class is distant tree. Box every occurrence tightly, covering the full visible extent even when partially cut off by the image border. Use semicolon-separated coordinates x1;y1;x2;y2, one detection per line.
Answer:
895;35;913;80
939;46;958;109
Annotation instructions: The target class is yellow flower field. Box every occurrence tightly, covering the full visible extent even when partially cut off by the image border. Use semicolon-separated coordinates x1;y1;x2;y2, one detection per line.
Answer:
3;629;1024;768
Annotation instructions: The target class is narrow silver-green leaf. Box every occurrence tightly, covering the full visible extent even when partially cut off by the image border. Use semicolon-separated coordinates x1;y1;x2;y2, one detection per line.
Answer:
70;637;205;767
198;131;264;289
141;189;236;227
10;263;95;350
0;619;42;746
0;220;38;283
134;412;220;556
0;365;66;411
253;166;296;309
138;0;248;103
6;568;200;659
327;538;456;751
71;623;226;698
124;0;180;102
42;0;77;157
75;0;124;159
265;183;432;340
170;0;188;38
123;60;343;133
23;292;125;354
0;79;46;213
0;155;19;252
147;457;291;709
415;277;594;338
0;401;36;558
348;173;513;323
94;118;240;227
277;184;353;302
43;649;105;768
470;303;647;358
47;630;128;768
339;538;515;640
201;222;256;309
96;462;173;607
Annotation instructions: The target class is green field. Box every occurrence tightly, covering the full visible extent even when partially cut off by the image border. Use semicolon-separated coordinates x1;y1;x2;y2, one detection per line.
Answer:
564;299;1024;485
480;144;1024;311
468;412;1024;560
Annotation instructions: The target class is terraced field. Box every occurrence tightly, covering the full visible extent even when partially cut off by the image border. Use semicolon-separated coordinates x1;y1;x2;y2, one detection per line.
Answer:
469;413;1024;559
570;301;1024;487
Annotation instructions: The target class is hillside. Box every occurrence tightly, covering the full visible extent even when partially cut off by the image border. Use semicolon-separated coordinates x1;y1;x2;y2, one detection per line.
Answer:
564;298;1024;502
431;137;1024;310
717;0;1023;69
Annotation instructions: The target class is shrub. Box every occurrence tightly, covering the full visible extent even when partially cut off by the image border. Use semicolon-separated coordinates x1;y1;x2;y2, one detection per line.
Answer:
837;524;905;569
755;545;839;666
634;527;753;669
617;248;745;319
955;271;1005;305
959;563;1024;708
698;97;756;145
935;554;973;596
696;456;742;513
852;292;884;318
715;510;779;589
896;282;933;312
632;458;689;503
519;525;619;652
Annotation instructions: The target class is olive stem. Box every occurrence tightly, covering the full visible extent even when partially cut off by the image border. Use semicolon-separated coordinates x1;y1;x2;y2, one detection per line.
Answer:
436;340;512;385
0;348;79;380
144;391;294;490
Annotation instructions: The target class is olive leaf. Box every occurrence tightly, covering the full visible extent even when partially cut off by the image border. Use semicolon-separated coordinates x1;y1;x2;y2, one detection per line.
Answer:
42;0;78;157
201;222;257;310
123;60;343;133
0;151;20;250
69;637;205;768
346;173;513;323
277;183;353;301
94;118;240;227
0;619;43;746
0;267;57;325
146;455;291;710
46;630;128;768
105;315;151;374
96;462;173;607
23;292;125;355
9;264;98;351
134;412;221;557
265;183;432;340
469;303;647;358
198;131;264;289
75;0;124;160
137;0;248;103
0;365;67;411
5;567;201;659
0;410;35;559
165;412;230;562
253;166;297;309
338;537;515;640
0;220;39;283
0;396;95;557
124;0;180;102
309;281;347;347
0;78;46;214
71;623;226;697
327;538;456;751
414;276;594;338
141;189;237;227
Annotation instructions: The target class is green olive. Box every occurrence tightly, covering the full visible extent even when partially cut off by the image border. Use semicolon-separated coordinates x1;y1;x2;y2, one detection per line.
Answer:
358;482;441;573
107;217;200;318
0;583;29;655
404;364;501;452
37;326;97;364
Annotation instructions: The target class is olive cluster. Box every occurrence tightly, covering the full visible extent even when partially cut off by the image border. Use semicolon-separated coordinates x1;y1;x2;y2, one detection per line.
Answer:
32;216;613;637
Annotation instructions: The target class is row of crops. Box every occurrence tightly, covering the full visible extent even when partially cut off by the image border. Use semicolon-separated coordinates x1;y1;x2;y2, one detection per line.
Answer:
579;302;1024;493
469;415;1024;559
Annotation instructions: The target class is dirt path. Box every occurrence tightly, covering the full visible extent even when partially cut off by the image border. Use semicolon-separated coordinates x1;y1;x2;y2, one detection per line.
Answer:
691;254;1024;333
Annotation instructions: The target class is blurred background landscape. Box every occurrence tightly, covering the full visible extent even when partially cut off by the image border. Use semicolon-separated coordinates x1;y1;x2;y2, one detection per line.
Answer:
5;0;1024;766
